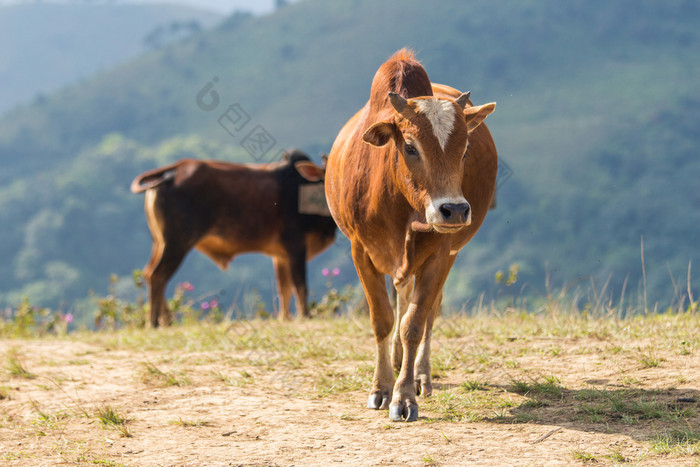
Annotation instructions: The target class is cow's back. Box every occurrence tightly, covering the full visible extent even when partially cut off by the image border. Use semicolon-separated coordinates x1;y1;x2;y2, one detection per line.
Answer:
151;160;285;266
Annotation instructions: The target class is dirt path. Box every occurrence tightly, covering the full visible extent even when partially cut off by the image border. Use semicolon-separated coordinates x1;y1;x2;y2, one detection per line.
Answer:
1;316;698;466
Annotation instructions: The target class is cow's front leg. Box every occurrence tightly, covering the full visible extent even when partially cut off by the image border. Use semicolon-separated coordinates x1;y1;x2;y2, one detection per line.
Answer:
351;243;394;410
392;279;414;373
390;256;451;422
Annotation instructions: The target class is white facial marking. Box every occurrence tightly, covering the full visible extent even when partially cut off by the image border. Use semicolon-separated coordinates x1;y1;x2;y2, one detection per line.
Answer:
415;99;455;151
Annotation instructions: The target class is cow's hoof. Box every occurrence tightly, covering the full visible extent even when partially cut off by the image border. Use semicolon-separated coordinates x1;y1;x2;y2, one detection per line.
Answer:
416;378;432;397
389;402;418;422
367;392;391;410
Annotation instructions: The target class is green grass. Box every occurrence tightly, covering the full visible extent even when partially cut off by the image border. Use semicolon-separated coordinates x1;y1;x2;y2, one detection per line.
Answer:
67;358;90;366
313;366;372;397
638;348;663;368
460;378;488;392
421;387;514;423
213;369;254;387
604;449;628;463
4;349;35;379
96;405;132;438
508;375;563;398
29;398;54;425
650;427;700;456
168;418;214;428
140;360;190;387
86;460;127;467
339;412;363;421
422;452;438;465
574;390;690;425
570;449;598;462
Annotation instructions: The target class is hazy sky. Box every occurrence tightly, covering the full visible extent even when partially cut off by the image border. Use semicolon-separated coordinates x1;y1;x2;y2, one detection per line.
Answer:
0;1;290;15
125;0;278;15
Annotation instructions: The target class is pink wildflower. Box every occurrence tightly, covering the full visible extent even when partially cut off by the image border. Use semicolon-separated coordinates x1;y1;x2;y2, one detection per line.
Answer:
209;299;219;309
322;268;330;277
180;282;194;292
201;301;210;310
332;268;340;276
63;312;74;324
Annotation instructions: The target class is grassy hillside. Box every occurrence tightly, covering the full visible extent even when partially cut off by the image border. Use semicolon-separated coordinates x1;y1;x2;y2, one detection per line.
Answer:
0;0;699;313
0;3;221;115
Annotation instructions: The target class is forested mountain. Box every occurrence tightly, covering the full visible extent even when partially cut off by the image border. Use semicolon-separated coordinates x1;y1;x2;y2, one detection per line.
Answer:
0;3;221;115
0;0;698;317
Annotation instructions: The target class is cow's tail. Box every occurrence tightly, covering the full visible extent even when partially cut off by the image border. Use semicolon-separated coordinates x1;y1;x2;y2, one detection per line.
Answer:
130;166;177;194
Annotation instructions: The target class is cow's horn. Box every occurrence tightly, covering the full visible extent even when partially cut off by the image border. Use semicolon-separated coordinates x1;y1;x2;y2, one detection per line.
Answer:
456;91;471;110
388;92;407;113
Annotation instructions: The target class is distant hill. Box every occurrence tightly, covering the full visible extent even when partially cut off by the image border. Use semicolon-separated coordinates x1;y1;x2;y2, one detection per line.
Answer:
0;0;699;316
0;3;221;115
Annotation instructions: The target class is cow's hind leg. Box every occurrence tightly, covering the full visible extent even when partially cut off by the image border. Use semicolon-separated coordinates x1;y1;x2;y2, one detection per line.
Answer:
144;244;187;328
288;248;309;318
142;241;164;328
352;243;395;411
142;189;193;328
414;291;441;397
273;257;293;321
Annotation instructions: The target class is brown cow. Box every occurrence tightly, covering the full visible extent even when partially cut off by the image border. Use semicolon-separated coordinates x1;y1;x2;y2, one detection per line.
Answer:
325;49;497;421
131;150;337;327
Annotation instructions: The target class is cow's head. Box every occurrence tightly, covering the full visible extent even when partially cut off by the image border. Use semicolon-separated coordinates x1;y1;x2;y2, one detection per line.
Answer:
362;92;495;233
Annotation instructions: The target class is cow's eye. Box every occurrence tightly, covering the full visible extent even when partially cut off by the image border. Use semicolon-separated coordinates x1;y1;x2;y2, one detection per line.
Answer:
462;144;470;160
404;144;418;156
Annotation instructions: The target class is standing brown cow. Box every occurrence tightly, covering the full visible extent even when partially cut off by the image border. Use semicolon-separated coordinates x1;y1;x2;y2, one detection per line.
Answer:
131;150;337;327
325;49;497;421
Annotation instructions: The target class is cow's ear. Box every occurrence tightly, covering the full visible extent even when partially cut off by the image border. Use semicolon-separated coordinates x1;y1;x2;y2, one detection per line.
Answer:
464;102;496;133
362;121;397;147
294;161;325;182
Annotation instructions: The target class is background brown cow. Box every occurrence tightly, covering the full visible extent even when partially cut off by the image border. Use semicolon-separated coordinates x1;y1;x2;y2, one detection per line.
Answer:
131;150;337;327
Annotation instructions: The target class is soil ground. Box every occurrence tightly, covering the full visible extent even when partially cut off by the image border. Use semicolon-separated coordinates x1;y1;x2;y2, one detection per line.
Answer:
1;314;698;466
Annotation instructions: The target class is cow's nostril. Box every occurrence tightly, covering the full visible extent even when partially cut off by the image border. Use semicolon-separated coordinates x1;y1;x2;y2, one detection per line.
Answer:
439;203;470;222
439;205;453;219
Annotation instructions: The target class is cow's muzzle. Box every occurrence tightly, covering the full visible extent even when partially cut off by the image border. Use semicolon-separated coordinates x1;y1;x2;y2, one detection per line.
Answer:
427;198;472;233
439;202;471;223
